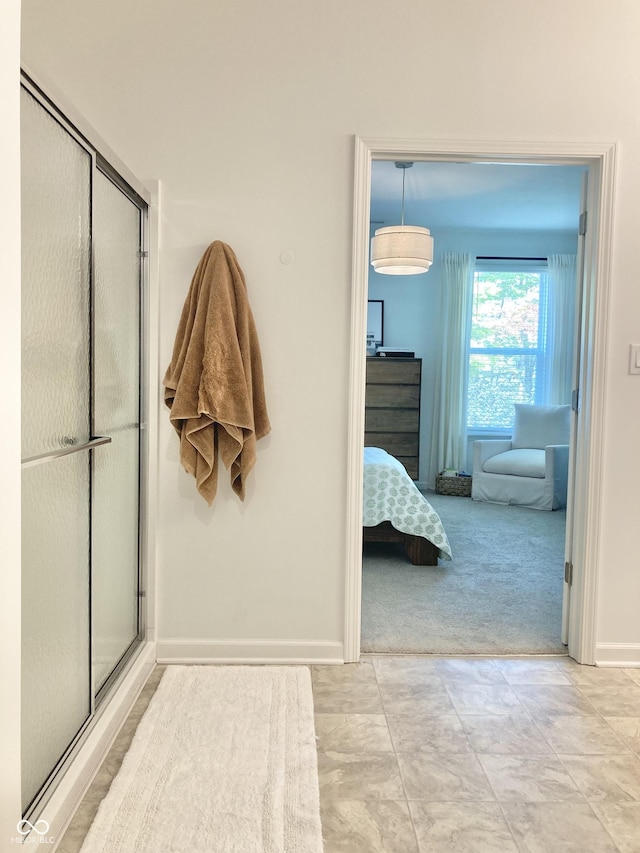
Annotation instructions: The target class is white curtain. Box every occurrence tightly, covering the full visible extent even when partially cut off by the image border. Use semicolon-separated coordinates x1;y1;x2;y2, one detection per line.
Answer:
429;252;473;483
546;253;577;405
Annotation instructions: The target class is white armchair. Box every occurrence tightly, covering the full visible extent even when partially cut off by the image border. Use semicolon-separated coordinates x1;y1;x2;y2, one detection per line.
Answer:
471;404;571;511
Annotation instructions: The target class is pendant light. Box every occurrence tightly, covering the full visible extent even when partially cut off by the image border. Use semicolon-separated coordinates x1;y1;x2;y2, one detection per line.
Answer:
370;162;434;275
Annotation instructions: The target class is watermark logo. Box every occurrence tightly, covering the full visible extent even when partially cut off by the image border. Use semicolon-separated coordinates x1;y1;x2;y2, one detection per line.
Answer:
11;820;55;845
17;821;49;836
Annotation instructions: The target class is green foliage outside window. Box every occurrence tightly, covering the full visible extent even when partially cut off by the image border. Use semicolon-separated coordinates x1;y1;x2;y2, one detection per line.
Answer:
467;271;546;430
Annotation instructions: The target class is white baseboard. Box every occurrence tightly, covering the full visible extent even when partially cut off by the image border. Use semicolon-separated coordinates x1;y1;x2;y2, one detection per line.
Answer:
595;643;640;667
43;641;156;851
156;638;344;665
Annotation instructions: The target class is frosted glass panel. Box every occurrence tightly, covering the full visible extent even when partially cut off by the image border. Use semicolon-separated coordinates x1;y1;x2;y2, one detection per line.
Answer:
92;170;141;692
20;84;145;812
21;454;90;811
21;88;91;458
20;88;92;812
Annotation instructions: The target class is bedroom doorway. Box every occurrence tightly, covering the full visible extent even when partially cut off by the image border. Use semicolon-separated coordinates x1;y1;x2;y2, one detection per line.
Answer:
344;136;616;665
361;163;581;657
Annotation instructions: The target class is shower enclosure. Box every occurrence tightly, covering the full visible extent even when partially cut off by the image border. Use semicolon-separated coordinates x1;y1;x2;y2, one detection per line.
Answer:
20;76;148;817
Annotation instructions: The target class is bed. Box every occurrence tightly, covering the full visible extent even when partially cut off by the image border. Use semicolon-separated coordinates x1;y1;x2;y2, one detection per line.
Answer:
363;447;452;565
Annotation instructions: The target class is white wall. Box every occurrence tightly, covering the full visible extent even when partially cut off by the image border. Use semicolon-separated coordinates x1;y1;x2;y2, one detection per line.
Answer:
1;1;22;845
369;227;579;484
18;0;640;666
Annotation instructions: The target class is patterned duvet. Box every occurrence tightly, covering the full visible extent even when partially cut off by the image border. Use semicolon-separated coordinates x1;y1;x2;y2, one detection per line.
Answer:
363;447;452;560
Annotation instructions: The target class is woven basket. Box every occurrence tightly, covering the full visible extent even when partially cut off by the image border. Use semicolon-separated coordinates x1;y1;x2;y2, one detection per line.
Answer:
435;474;472;497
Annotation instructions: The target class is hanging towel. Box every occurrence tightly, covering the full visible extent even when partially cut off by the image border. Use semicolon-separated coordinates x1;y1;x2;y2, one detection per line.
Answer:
163;241;271;504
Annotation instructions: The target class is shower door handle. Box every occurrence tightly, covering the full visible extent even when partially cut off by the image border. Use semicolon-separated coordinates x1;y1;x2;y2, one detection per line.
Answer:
21;435;112;469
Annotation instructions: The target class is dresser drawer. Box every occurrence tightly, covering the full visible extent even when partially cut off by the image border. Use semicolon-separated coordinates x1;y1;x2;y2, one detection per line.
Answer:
366;358;421;385
364;433;419;458
365;408;419;433
365;383;420;409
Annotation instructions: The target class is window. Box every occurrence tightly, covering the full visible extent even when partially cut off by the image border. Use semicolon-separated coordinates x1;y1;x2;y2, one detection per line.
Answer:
467;264;548;431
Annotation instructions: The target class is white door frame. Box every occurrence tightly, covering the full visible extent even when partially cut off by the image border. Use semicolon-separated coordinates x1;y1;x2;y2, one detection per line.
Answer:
344;136;617;665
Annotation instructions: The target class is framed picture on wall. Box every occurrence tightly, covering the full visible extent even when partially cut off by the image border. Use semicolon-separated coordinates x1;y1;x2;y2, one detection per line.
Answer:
367;300;384;347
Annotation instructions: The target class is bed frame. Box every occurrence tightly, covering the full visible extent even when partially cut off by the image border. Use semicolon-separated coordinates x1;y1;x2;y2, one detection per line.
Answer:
363;522;439;566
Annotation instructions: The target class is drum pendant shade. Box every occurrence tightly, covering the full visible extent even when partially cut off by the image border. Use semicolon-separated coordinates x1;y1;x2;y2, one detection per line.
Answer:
370;225;433;275
371;162;433;275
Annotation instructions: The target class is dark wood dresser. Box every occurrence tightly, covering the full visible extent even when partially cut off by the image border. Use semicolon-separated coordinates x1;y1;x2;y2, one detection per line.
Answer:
364;357;421;479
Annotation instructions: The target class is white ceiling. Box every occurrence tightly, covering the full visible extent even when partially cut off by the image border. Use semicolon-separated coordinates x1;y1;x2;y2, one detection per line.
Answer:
370;160;586;232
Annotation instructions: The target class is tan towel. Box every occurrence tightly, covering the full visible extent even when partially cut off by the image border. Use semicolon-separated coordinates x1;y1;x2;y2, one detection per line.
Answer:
163;241;271;504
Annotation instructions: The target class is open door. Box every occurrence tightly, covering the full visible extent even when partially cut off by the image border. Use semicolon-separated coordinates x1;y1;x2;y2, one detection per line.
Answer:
561;172;588;645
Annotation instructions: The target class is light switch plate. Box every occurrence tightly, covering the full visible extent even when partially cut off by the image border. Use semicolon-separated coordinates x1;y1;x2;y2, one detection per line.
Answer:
629;344;640;374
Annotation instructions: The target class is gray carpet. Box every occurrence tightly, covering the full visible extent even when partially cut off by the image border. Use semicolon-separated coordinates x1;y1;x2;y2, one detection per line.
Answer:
361;492;567;655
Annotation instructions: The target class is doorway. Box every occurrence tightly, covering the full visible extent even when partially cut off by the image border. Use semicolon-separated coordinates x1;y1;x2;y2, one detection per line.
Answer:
344;136;616;664
20;76;148;818
362;161;583;655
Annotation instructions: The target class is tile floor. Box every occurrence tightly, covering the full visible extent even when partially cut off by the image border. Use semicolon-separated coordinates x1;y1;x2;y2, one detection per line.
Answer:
314;656;640;853
57;656;640;852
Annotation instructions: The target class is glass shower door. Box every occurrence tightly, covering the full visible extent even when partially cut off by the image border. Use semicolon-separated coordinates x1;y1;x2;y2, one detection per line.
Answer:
20;80;145;816
20;87;93;813
92;169;142;695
